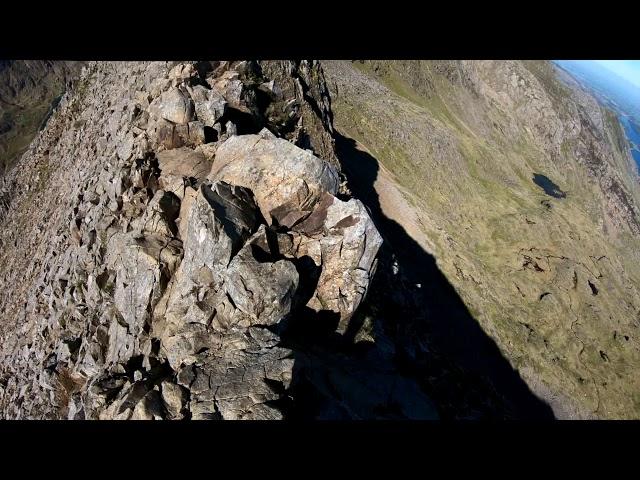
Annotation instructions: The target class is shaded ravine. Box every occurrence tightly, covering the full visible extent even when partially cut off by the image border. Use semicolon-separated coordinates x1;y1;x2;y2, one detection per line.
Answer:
334;132;555;419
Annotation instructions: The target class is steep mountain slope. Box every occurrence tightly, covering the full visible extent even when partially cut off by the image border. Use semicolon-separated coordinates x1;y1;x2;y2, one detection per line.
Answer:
0;61;82;175
324;60;640;419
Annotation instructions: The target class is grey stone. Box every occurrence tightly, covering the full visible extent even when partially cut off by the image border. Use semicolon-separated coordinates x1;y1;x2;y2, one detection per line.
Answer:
151;87;194;125
224;226;299;327
211;70;244;106
302;195;383;328
209;135;340;227
161;381;186;419
105;232;182;338
188;85;227;127
130;390;164;420
168;63;196;83
156;147;211;199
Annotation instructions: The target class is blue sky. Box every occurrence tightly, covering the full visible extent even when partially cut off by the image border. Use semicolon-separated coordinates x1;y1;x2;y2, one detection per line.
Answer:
593;60;640;88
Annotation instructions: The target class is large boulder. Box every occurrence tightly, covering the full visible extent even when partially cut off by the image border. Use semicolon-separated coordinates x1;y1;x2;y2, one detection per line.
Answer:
150;87;194;125
105;232;182;338
209;135;340;228
154;181;261;342
180;181;261;281
154;181;300;419
293;193;383;329
103;232;182;368
225;225;299;327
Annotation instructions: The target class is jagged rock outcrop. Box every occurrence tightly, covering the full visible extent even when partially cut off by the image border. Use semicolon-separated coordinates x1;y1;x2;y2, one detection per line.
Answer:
0;60;414;420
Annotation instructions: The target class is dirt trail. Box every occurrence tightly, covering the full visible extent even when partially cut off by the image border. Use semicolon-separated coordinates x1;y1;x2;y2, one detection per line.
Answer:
348;140;434;255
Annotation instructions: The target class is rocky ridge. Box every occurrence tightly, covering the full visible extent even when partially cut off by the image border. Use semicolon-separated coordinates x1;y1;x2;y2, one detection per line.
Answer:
0;61;432;419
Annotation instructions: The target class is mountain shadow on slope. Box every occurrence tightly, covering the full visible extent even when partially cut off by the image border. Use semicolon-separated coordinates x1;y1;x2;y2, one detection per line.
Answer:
302;132;556;420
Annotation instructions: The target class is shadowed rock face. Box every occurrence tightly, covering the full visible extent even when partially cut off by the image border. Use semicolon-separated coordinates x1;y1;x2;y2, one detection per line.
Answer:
0;60;426;420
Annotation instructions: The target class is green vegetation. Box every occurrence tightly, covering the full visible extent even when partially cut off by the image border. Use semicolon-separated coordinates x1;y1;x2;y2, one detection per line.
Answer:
326;60;640;418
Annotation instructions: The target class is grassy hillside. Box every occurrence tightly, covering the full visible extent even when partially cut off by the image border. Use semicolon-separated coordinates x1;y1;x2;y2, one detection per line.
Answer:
323;60;640;418
0;61;82;174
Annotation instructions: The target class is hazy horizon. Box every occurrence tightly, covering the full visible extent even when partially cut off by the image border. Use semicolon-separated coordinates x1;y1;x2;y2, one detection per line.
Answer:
593;60;640;89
